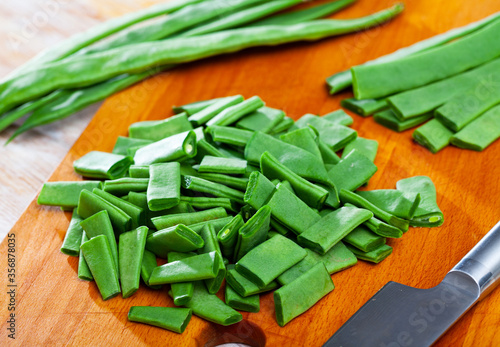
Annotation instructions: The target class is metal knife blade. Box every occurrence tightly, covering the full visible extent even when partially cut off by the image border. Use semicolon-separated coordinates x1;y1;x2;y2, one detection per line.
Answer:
324;221;500;347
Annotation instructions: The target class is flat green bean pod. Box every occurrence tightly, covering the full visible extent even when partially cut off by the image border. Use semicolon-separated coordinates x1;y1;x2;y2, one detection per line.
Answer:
38;181;102;209
73;151;133;180
225;265;279;297
270;116;295;134
328;149;377;191
145;224;204;258
147;162;181;211
119;226;148;298
128;306;192;334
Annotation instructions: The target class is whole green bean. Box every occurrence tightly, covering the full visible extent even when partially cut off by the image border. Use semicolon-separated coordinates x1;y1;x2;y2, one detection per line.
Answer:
326;10;500;94
0;5;403;113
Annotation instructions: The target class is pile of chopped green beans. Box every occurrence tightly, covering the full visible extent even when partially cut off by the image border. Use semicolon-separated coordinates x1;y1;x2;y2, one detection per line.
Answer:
39;94;444;331
326;11;500;153
0;0;404;141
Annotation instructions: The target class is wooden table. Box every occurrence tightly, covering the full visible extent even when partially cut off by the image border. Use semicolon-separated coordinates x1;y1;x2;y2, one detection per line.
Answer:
1;0;500;346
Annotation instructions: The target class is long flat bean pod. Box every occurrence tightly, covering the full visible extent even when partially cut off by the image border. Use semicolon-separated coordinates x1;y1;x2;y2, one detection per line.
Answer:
0;5;403;113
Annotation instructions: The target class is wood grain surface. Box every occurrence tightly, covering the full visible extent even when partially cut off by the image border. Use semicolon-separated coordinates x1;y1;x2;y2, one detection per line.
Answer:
1;0;500;346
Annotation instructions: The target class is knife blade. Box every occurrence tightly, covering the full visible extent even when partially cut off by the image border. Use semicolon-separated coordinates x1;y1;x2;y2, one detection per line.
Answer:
323;220;500;347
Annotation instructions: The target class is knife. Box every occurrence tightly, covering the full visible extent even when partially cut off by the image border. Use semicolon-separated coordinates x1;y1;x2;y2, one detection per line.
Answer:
323;221;500;347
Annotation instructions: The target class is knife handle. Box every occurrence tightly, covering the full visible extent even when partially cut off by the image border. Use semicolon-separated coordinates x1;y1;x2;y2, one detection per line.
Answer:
449;220;500;298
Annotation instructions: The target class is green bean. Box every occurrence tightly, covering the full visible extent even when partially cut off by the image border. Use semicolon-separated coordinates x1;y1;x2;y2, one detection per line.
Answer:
128;165;150;179
174;97;224;115
413;119;454;153
356;189;421;219
77;189;132;234
270;116;294;134
245;131;330;185
206;96;265;127
339;189;409;232
340;98;388;117
185;216;234;234
178;0;302;37
280;128;323;161
326;10;500;94
119;226;148;298
225;284;260;313
236;106;285;133
194;139;227;161
129;113;192;142
321;109;353;126
141;250;161;289
274;262;334;326
341;137;378;162
188;95;244;126
103;178;149;196
0;5;403;113
198;173;248;192
182;175;245;204
80;235;121;300
450;104;500;151
364;216;403;238
199;224;226;294
61;209;84;256
217;215;245;259
146;224;204;258
297;206;373;255
373;109;432;132
149;251;219;285
168;252;195;305
78;232;93;281
396;176;444;227
225;265;278;297
93;188;145;229
112;137;153;156
388;57;500;120
328;149;377;191
180;196;237;212
134;131;197;165
352;20;500;100
128;306;192;334
236;234;307;287
260;151;328;209
198;156;248;175
345;243;393;263
205;125;254;147
152;207;227;230
38;181;102;209
249;0;357;27
318;140;341;165
74;151;133;180
344;226;386;253
173;281;242;326
234;205;271;261
147;162;181;211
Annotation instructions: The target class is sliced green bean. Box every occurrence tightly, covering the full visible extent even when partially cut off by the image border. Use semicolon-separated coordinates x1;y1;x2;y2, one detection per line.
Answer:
260;151;328;209
185;216;234;234
396;176;444;227
244;171;276;210
297;206;373;254
225;265;278;297
340;98;388;117
180;196;236;212
280;127;323;161
128;306;192;334
78;232;93;281
199;224;226;294
174;281;242;326
318;140;341;165
80;235;121;300
270;116;295;134
328;149;377;191
340;189;409;232
182;175;244;204
198;173;248;191
141;249;161;289
344;225;386;252
173;97;223;115
236;234;307;287
234;205;271;261
73;151;132;180
129;165;150;179
364;216;403;239
321;109;354;126
205;125;254;147
93;188;145;229
146;224;204;258
198;156;248;175
450;104;500;151
147;162;181;211
346;243;393;263
341;137;378;162
274;262;334;326
129;113;193;142
356;189;421;219
373;109;432;132
38;181;102;209
149;251;219;285
119;226;148;298
152;207;227;230
112;136;153;156
168;252;195;306
206;96;265;127
134;130;197;166
103;178;149;196
217;215;245;259
225;284;260;313
61;209;84;256
236;107;285;133
188;95;244;126
413;119;454;153
194;139;227;161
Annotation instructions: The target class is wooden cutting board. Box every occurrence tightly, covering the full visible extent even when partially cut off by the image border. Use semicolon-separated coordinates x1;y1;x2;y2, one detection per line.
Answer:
1;0;500;345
